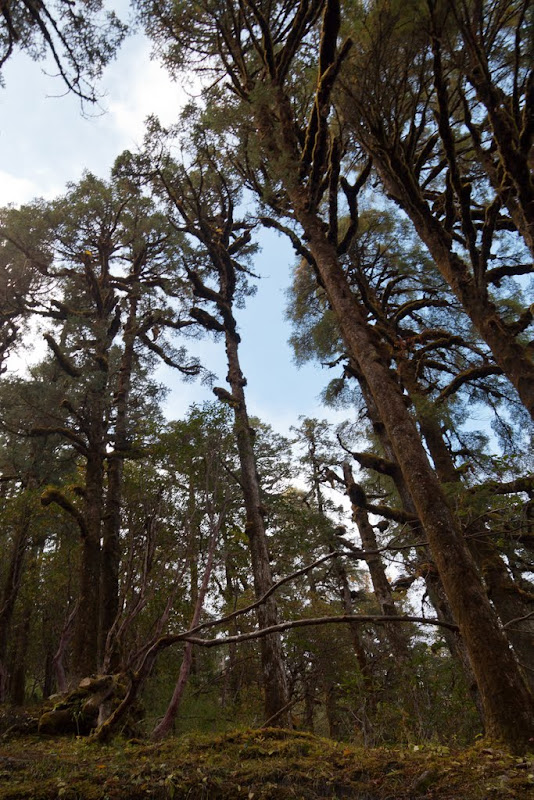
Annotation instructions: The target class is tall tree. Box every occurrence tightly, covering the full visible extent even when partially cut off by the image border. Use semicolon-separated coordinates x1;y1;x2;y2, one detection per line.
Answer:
148;148;291;725
136;0;534;749
287;205;530;707
1;172;199;679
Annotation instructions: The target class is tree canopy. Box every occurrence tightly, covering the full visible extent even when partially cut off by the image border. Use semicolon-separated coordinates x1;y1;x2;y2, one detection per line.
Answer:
0;0;126;100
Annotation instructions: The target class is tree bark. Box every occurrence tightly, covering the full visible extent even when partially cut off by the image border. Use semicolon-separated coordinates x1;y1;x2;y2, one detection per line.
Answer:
342;463;412;662
223;328;290;725
287;191;534;750
101;291;139;671
355;369;484;720
73;436;104;680
400;360;534;693
54;603;79;694
0;508;31;701
9;603;31;705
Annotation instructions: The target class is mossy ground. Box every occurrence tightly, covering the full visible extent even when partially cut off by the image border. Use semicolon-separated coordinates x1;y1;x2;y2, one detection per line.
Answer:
0;728;533;799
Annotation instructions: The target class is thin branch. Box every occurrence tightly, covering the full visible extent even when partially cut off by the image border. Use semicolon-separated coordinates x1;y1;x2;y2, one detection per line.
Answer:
503;610;534;629
437;364;504;403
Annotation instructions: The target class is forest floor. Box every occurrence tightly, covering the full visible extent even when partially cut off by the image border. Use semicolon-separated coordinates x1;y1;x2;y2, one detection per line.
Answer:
0;726;533;799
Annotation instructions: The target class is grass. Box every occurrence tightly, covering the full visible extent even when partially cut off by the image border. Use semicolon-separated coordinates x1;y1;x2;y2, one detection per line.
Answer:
0;728;533;799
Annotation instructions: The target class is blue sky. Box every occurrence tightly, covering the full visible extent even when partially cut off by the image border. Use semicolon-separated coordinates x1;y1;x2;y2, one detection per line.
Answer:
0;30;346;435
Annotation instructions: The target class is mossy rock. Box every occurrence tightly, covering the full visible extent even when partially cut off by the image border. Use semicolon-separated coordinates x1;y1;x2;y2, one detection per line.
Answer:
37;674;141;737
38;707;91;736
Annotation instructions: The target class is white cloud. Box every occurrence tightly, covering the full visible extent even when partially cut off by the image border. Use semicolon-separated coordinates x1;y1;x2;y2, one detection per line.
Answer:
102;39;196;151
0;171;43;206
0;167;71;208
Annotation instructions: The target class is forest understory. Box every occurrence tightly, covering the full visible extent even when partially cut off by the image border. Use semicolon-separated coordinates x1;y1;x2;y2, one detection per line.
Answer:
1;727;534;800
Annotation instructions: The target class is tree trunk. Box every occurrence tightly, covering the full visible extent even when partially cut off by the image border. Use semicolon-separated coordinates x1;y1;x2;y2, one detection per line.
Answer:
302;673;316;733
43;648;55;699
356;369;484;720
73;449;103;679
9;604;31;705
288;193;534;750
186;233;290;726
101;293;139;671
54;603;79;694
324;683;343;739
472;536;534;691
0;510;31;701
223;557;243;706
223;328;290;725
342;464;412;661
400;363;534;693
333;549;372;684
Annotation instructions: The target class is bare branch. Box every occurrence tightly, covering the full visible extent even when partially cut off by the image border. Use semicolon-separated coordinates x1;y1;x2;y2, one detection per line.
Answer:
183;613;458;648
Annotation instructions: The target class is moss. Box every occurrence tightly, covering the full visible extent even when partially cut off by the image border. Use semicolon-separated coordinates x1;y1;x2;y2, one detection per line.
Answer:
0;731;533;799
35;675;141;739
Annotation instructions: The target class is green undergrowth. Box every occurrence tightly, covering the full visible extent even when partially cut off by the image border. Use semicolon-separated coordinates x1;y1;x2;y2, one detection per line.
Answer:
0;728;533;799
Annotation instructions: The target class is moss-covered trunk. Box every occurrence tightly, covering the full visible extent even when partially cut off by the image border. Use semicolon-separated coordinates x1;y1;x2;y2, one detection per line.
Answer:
357;371;483;719
0;509;31;701
289;197;534;750
73;450;103;680
101;291;139;672
224;328;290;726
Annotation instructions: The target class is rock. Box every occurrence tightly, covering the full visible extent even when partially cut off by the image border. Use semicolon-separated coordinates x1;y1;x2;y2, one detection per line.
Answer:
38;708;93;736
